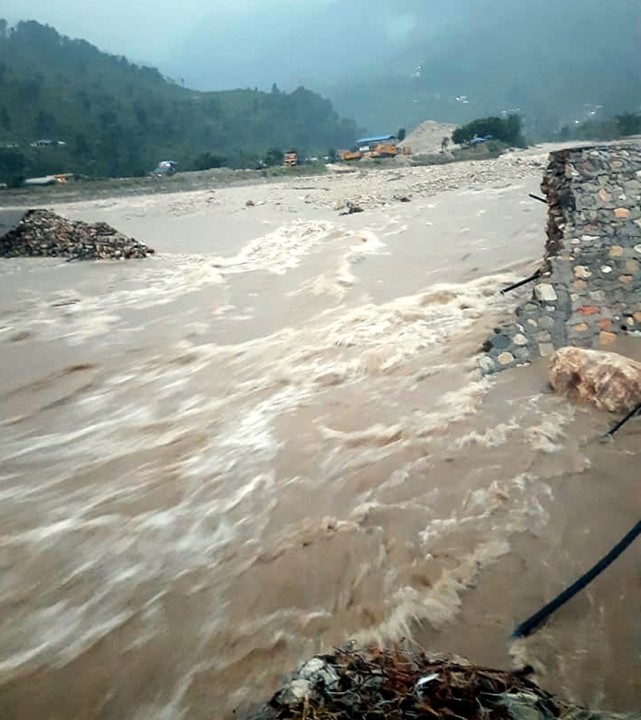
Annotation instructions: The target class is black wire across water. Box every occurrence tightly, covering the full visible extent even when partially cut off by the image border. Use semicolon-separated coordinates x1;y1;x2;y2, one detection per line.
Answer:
512;520;641;639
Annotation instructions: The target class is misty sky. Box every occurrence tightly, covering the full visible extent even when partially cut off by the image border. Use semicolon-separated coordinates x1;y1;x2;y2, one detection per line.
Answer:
0;0;449;88
2;0;640;131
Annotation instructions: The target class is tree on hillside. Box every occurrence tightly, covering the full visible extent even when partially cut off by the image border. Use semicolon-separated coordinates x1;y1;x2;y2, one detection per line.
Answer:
74;132;90;157
192;152;227;171
0;147;26;185
264;147;283;166
616;112;641;136
452;115;526;147
36;110;56;136
0;19;358;178
397;128;406;142
0;106;10;130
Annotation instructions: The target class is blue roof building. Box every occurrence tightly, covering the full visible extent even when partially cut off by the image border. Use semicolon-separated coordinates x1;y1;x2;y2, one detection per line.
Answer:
356;134;397;146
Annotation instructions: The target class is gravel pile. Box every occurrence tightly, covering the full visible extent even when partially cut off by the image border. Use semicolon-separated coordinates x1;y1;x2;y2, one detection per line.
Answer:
244;645;634;720
0;209;155;260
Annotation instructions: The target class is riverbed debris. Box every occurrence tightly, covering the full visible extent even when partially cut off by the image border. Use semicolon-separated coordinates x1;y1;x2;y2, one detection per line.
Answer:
338;200;364;215
244;644;629;720
0;208;155;260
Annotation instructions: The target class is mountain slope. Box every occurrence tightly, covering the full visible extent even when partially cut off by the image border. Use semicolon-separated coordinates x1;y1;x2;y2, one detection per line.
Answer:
0;20;358;181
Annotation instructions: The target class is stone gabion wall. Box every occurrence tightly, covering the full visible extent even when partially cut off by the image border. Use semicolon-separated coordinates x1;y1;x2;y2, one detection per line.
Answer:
481;144;641;374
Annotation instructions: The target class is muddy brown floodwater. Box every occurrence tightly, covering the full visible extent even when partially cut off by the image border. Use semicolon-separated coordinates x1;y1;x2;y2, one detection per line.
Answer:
0;157;639;719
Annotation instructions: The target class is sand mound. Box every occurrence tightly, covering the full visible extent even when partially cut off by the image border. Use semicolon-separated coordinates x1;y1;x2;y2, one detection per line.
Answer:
402;119;457;154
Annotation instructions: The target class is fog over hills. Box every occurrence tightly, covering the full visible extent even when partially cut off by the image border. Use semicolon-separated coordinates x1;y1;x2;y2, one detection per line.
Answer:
5;0;641;132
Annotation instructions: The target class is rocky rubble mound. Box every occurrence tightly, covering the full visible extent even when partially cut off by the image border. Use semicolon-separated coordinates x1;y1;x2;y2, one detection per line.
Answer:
244;646;635;720
0;209;154;260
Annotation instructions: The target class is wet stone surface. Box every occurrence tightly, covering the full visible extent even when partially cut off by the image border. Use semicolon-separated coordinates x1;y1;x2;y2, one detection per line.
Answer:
482;145;641;373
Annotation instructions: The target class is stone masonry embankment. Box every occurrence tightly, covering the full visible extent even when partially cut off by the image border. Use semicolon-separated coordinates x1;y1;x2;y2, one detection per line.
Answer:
482;144;641;373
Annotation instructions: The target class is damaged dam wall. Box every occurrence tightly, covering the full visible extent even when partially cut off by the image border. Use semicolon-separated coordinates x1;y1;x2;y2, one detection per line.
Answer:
482;144;641;373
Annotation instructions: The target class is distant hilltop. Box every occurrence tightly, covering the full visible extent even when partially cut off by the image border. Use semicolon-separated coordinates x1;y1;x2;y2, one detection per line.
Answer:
0;20;358;183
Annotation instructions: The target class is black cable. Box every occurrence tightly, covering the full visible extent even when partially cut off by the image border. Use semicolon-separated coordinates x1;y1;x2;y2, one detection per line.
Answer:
604;401;641;439
500;270;541;295
512;520;641;639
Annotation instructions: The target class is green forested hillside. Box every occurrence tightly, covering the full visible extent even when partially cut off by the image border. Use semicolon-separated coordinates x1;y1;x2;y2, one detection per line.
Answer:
0;20;358;182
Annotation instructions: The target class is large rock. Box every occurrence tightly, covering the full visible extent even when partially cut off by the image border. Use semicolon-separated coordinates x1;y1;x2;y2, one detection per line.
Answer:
548;347;641;413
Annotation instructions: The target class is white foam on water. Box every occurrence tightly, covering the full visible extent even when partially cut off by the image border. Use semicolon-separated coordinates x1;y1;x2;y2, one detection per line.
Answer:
212;221;342;275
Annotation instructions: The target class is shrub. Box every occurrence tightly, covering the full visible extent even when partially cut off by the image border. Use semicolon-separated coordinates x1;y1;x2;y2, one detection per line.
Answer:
192;152;227;171
616;112;641;137
263;147;283;167
452;115;526;148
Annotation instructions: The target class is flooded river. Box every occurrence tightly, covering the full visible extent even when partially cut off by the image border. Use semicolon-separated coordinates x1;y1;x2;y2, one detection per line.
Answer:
1;163;639;719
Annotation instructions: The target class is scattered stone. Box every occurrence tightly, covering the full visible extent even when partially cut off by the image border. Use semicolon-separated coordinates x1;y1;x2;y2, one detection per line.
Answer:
577;306;599;316
478;356;495;373
339;201;364;216
609;245;624;258
534;283;557;302
598;188;612;203
599;319;613;331
599;331;617;347
548;347;641;413
497;351;515;365
513;334;528;346
614;207;632;219
0;209;154;260
626;259;639;273
573;265;592;279
488;333;511;351
600;266;613;274
539;342;555;357
245;200;255;207
620;275;634;284
572;323;589;333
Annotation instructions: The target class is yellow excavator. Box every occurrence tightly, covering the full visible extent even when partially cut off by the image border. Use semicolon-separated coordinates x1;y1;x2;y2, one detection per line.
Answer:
339;134;411;162
370;143;399;158
340;149;363;161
